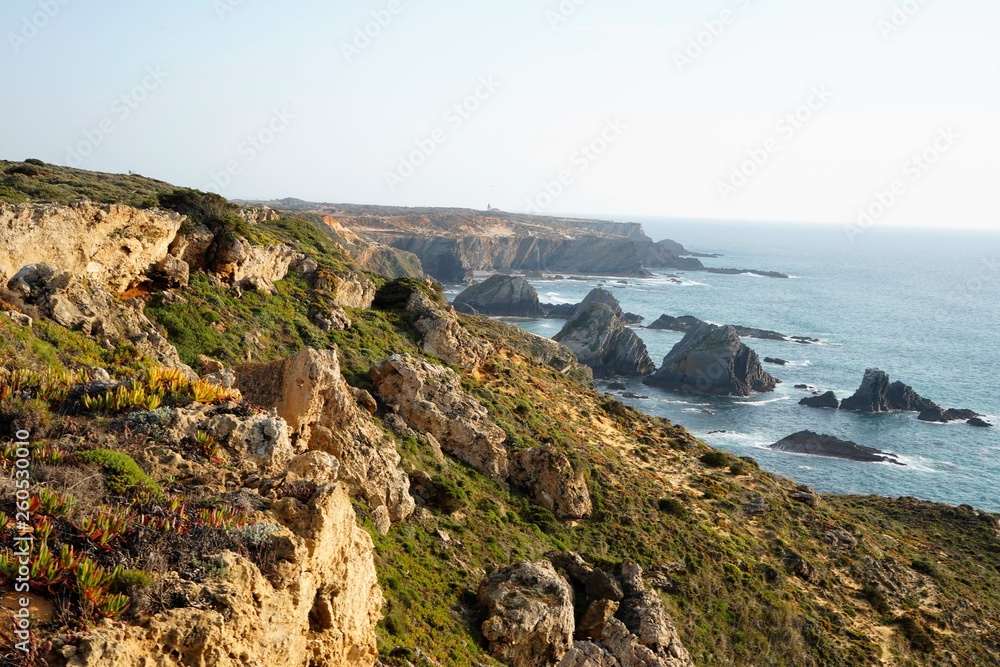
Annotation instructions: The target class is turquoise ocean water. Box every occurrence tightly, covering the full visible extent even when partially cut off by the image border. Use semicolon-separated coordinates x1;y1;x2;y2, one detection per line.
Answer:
448;220;1000;511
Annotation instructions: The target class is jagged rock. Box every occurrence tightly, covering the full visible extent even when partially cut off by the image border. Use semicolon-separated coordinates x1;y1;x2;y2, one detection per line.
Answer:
554;303;655;378
643;323;776;396
169;223;215;272
509;446;592;520
152;253;190;288
0;201;183;294
887;380;939;412
285;450;341;487
616;562;694;666
799;391;839;409
238;205;281;225
840;369;929;413
454;274;544;317
968;417;993;428
764;357;788;366
311;303;352;332
3;311;31;327
647;314;805;343
577;600;619;640
214;235;303;294
236;347;414;523
314;271;377;309
770;431;903;465
918;407;982;423
370;355;508;481
788;485;821;507
64;484;382;667
198;355;236;388
406;290;493;371
473;320;592;382
478;561;575;667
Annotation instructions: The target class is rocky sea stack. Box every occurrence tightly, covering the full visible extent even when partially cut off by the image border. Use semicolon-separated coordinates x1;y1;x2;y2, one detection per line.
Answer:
840;368;981;423
453;274;543;317
553;302;655;377
770;431;903;465
643;323;778;396
800;391;840;409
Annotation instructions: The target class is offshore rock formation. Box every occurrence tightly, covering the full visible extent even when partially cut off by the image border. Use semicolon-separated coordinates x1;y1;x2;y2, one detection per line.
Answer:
647;314;815;343
454;274;544;317
770;431;903;465
840;369;980;422
644;324;777;396
478;556;694;667
235;347;414;525
63;485;382;667
553;303;655;378
0;201;183;293
799;391;840;409
371;354;509;481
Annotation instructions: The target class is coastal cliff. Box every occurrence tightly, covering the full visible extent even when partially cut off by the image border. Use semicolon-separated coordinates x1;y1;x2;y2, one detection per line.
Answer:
2;161;1000;667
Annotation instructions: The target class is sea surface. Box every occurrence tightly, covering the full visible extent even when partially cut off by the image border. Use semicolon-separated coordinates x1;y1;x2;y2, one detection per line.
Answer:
447;219;1000;512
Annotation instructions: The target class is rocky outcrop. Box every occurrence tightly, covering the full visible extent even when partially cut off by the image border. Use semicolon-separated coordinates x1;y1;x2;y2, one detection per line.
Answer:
968;417;993;428
474;321;592;382
406;290;493;371
509;446;593;520
7;263;197;378
478;561;576;667
554;304;655;378
168;405;294;477
839;369;980;421
62;484;381;667
213;235;304;294
235;347;414;525
313;271;377;309
799;391;840;409
646;314;815;343
769;431;903;465
371;354;509;480
454;274;544;317
0;201;183;294
644;324;777;396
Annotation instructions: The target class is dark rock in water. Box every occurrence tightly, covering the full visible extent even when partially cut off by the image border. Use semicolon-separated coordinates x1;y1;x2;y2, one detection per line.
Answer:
621;392;649;399
606;382;628;391
839;369;894;412
968;418;993;428
764;357;788;366
918;407;983;423
646;314;810;343
794;384;811;390
799;391;839;409
454;274;543;317
887;381;938;412
770;431;903;465
643;323;777;396
623;312;644;325
841;369;937;413
554;303;656;378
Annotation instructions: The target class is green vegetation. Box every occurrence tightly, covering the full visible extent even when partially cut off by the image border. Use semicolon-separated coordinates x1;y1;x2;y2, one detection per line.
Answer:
77;449;163;497
0;159;175;207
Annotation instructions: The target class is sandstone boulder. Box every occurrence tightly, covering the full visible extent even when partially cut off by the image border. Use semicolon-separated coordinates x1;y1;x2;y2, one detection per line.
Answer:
0;202;183;294
478;561;575;667
214;235;303;294
406;291;493;371
510;446;592;520
643;323;776;396
314;271;377;309
554;303;655;378
371;354;509;481
63;484;381;667
236;347;414;523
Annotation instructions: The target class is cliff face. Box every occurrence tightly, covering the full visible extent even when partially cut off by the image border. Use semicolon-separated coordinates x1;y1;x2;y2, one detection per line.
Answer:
0;202;183;294
372;234;654;283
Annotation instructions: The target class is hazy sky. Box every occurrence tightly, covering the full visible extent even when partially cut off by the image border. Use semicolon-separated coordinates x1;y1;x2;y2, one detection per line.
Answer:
2;0;998;229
